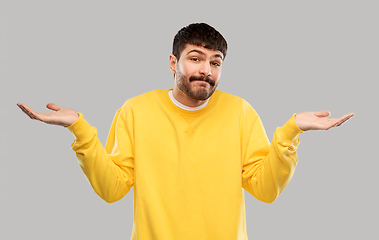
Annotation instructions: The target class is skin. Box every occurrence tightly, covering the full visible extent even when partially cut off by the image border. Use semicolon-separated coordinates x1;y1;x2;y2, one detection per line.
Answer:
17;102;79;127
169;44;224;107
17;43;354;130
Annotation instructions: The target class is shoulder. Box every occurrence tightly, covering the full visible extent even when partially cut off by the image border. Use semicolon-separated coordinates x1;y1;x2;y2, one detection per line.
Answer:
121;89;165;106
214;90;257;114
129;89;164;102
117;89;168;114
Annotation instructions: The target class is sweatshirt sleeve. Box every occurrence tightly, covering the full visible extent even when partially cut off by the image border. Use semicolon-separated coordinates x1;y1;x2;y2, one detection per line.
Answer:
65;102;135;203
241;102;303;203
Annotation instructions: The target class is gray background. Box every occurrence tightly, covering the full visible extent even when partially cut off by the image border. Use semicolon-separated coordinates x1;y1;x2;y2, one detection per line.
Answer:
1;0;378;239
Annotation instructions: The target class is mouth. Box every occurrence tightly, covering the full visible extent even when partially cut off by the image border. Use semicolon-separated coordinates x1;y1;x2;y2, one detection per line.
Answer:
189;76;215;87
193;81;209;88
192;79;208;83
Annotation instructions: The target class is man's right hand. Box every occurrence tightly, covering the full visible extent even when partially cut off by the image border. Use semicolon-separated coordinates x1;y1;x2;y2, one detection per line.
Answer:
17;103;79;127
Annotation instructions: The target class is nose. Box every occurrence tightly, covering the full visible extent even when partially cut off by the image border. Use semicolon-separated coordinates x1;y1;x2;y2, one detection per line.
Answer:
200;61;212;76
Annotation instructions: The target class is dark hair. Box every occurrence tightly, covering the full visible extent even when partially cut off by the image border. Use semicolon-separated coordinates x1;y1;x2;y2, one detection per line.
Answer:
172;23;228;60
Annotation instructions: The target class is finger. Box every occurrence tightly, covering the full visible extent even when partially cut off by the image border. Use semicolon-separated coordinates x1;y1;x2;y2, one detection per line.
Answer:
17;103;37;120
326;113;354;128
19;105;36;119
335;119;348;127
17;103;46;121
46;103;61;112
314;110;331;118
335;113;354;127
323;120;340;130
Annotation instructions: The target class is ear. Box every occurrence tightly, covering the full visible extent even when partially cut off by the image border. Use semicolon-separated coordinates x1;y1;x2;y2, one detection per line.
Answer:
169;54;177;74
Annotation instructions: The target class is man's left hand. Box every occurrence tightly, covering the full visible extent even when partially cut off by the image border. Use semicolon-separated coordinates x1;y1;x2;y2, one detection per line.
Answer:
295;111;354;131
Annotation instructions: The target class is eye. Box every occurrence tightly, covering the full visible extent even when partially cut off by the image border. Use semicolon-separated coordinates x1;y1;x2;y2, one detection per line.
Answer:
211;62;221;67
191;57;199;62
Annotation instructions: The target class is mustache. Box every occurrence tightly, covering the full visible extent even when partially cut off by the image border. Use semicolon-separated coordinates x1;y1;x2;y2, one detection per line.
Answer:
189;76;215;87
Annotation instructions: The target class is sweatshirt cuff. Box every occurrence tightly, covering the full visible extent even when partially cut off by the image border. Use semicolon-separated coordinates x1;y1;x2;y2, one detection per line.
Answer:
278;114;305;141
65;113;94;142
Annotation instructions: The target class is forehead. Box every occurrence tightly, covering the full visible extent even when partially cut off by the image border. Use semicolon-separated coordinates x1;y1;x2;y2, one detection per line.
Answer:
181;44;224;60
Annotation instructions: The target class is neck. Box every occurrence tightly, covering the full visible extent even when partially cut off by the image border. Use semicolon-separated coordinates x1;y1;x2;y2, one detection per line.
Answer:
172;87;208;107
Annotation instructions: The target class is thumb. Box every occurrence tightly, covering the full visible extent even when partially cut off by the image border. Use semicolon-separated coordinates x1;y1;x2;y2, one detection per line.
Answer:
314;110;331;118
46;103;61;112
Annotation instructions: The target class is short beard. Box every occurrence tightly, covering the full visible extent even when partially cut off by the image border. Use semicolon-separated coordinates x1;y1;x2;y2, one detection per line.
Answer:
176;73;218;101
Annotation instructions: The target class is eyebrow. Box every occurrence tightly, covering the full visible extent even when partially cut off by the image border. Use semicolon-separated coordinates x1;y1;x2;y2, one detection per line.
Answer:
186;49;224;60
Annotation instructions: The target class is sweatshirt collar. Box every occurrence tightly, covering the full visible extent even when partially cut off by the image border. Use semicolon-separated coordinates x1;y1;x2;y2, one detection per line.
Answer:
168;90;209;111
163;89;217;117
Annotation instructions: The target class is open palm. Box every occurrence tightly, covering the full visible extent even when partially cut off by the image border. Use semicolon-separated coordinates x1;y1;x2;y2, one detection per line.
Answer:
295;111;354;131
17;103;79;127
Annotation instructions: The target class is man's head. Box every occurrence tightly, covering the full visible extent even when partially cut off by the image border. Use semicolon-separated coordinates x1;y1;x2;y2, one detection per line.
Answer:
170;23;228;104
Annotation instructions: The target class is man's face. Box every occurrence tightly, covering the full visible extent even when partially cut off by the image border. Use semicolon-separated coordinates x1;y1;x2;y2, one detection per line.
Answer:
171;44;224;101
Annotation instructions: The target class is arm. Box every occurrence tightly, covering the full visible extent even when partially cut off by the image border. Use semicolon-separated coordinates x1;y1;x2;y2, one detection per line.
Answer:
241;111;302;203
17;102;134;203
241;105;354;203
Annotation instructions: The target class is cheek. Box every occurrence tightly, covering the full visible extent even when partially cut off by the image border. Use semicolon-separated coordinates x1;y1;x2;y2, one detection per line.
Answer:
181;61;200;76
213;68;222;80
177;64;190;77
183;66;196;76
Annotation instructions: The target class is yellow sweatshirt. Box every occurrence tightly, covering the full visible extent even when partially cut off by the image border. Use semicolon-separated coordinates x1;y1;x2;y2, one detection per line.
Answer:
66;89;303;240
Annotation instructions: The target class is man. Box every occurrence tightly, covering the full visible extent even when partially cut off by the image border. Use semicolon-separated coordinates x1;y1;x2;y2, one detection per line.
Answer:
17;23;354;240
